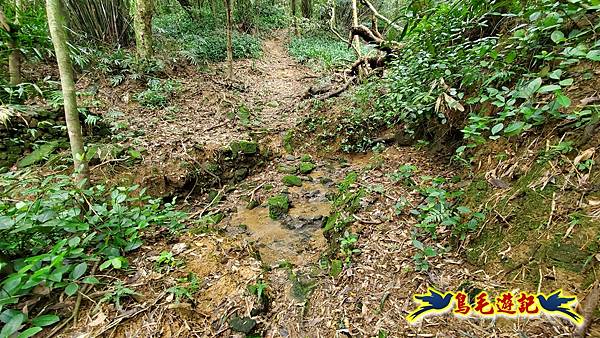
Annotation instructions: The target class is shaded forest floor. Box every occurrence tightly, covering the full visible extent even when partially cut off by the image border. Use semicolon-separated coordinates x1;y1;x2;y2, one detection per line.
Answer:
59;33;597;337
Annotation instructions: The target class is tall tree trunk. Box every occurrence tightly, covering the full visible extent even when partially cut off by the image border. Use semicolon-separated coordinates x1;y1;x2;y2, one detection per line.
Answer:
224;0;233;78
351;0;360;57
46;0;89;183
300;0;311;19
291;0;298;36
133;0;153;59
3;0;23;85
210;0;217;25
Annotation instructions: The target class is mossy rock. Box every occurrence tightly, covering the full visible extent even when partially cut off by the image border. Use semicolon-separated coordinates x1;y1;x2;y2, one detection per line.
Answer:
277;164;298;174
230;140;258;155
299;161;316;174
300;154;313;163
268;194;289;220
282;175;302;187
228;315;256;334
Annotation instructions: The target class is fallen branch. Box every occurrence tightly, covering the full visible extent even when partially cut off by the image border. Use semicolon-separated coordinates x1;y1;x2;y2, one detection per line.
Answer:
350;25;403;53
314;78;356;100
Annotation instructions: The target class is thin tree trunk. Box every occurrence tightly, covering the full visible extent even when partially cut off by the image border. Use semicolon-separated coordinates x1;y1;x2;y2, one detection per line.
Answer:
291;0;298;36
133;0;153;59
351;0;361;58
300;0;311;19
8;39;21;85
4;0;22;85
224;0;233;78
46;0;89;184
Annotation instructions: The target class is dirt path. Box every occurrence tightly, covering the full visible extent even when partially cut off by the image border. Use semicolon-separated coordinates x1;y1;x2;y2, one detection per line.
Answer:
125;32;314;154
73;34;583;338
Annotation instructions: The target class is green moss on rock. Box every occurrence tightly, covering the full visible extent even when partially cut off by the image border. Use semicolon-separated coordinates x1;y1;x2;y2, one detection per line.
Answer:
229;140;258;155
299;162;316;174
268;194;289;220
282;175;302;187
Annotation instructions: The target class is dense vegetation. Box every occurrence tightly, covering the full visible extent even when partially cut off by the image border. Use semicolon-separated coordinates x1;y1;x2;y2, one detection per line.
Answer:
0;0;598;336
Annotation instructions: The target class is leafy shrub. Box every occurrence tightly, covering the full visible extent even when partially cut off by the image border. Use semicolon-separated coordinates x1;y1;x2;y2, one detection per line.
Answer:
135;78;180;108
93;49;165;85
339;0;600;152
0;171;185;336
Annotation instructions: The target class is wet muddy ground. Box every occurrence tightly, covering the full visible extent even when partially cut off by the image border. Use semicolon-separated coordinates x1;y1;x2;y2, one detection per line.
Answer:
62;33;596;338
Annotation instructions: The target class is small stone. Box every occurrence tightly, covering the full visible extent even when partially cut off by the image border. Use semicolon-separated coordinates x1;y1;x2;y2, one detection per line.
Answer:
285;155;295;161
229;316;256;334
276;164;297;174
172;243;188;255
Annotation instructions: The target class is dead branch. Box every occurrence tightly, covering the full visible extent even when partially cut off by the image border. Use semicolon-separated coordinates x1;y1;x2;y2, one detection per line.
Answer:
350;25;403;53
359;0;402;31
314;78;356;100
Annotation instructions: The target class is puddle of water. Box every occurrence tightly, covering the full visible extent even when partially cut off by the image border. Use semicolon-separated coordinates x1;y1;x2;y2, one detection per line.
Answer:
230;201;330;265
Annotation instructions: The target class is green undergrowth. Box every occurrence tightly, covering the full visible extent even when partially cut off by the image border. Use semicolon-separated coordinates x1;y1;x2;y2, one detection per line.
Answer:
321;172;365;276
154;10;262;64
288;34;359;70
0;171;185;336
302;0;600;154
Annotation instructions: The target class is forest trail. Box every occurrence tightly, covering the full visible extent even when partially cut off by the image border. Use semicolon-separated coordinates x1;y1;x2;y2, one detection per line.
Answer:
76;34;580;338
122;32;315;158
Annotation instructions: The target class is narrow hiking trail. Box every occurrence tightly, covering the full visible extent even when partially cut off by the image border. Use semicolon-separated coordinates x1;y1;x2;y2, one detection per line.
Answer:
71;34;580;338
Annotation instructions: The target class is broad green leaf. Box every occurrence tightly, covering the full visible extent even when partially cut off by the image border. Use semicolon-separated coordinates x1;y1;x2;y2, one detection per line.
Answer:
423;247;437;257
17;327;43;338
65;283;79;297
559;78;573;86
505;51;516;64
0;309;22;324
2;275;22;294
71;263;87;280
519;78;542;98
491;123;504;135
0;312;25;337
538;85;561;93
586;50;600;61
111;257;122;269
99;260;112;271
548;69;562;79
82;276;100;284
504;121;525;136
412;239;424;250
551;30;565;44
68;237;81;248
31;314;59;327
556;93;571;107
